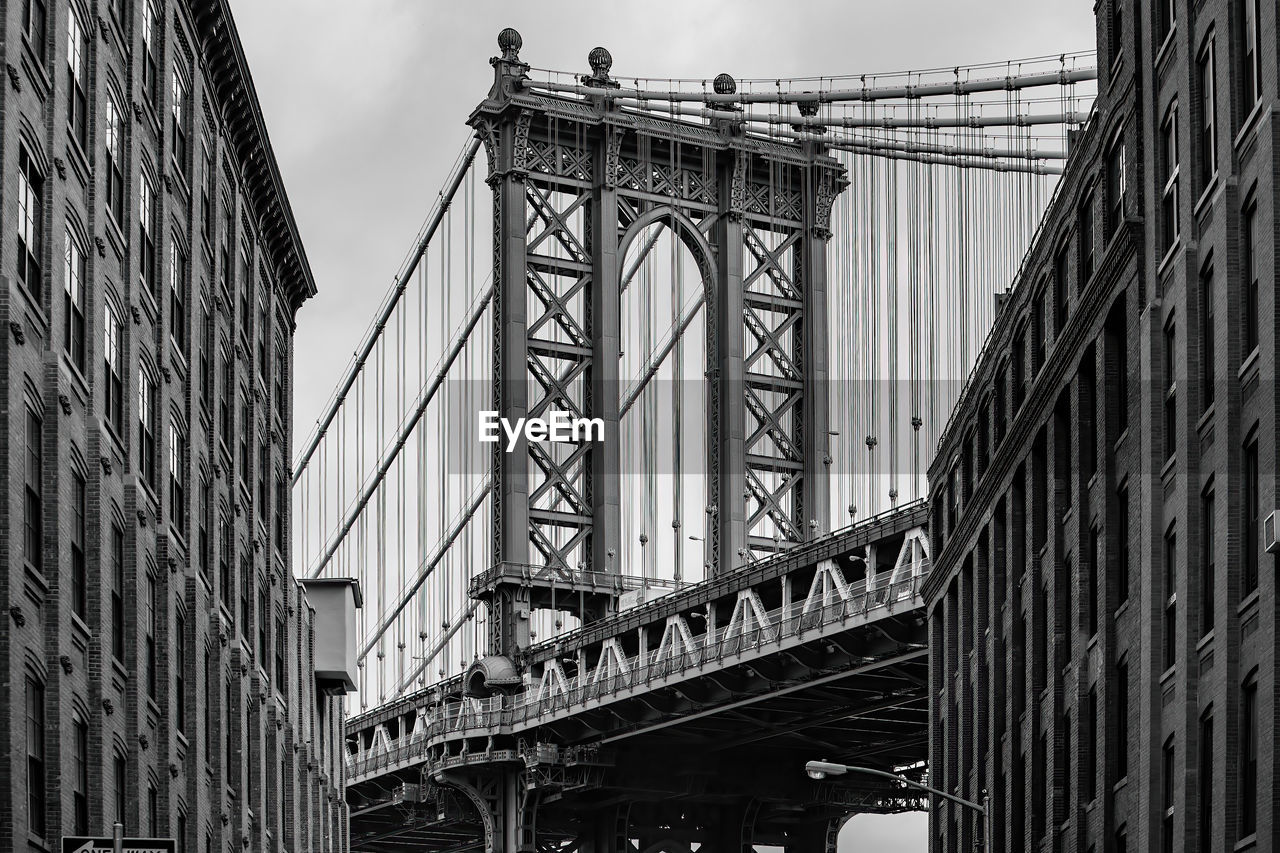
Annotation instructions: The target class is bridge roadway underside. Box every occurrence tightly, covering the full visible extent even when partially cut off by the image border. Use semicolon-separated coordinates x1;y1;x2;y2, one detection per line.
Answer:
347;508;931;852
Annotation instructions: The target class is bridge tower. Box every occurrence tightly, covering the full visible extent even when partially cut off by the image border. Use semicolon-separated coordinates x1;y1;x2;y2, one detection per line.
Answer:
450;28;848;853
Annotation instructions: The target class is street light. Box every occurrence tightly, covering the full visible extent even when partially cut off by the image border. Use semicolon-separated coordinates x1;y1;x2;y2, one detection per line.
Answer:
804;760;990;853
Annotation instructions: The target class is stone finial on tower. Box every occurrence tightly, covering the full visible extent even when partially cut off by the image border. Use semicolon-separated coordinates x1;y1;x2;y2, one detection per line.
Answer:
498;27;523;62
582;46;619;88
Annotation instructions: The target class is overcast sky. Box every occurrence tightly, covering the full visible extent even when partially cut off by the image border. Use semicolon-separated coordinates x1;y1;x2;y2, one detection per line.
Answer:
226;1;1097;847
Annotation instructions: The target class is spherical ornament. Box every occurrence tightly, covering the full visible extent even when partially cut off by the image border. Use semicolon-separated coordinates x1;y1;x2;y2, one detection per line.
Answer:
497;27;523;59
589;46;613;79
713;73;737;96
797;96;820;118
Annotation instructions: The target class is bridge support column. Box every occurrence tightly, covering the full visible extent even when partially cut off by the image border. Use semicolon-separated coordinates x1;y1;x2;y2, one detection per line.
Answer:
710;153;747;575
577;804;631;853
441;769;538;853
799;149;842;540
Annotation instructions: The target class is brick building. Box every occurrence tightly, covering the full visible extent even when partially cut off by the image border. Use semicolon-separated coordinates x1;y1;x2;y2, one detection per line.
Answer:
924;0;1278;852
1;1;354;851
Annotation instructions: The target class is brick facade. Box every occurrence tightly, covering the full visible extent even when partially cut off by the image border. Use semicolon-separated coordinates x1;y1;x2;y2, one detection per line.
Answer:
0;1;348;851
925;1;1280;852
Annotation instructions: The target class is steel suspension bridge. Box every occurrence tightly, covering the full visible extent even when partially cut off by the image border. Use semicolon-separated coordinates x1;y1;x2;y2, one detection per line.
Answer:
292;30;1096;852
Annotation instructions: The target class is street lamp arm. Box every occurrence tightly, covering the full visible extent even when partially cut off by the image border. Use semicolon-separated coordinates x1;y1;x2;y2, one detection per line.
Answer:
804;761;985;814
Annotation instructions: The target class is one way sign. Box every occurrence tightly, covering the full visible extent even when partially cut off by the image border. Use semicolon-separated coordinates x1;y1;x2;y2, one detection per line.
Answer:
62;838;175;853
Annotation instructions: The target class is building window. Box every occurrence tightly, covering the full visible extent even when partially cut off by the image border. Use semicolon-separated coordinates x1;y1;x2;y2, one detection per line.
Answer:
139;367;158;490
64;227;87;370
147;782;158;835
240;552;251;635
1243;437;1259;595
139;172;158;296
145;571;158;699
171;240;188;355
1116;485;1129;607
199;303;213;413
113;752;127;829
1086;687;1098;802
1162;737;1175;853
141;0;159;107
111;523;126;661
169;420;187;526
23;0;47;62
203;647;214;759
171;70;190;176
238;245;252;341
1237;0;1261;114
219;347;233;450
225;679;235;788
1163;319;1176;463
1062;709;1072;809
1106;133;1125;238
1199;710;1213;853
274;476;286;552
72;715;89;833
257;436;269;510
1241;676;1258;835
1054;245;1070;333
1088;526;1099;637
26;674;46;836
274;615;286;693
1079;192;1095;282
17;147;45;300
106;96;127;224
71;471;87;619
1158;0;1174;41
220;207;234;297
257;583;268;666
219;513;233;611
1159;107;1179;255
257;294;268;382
1200;490;1215;637
24;408;43;571
175;608;187;734
239;395;251;482
274;340;287;421
1200;265;1215;410
66;7;89;149
1197;41;1216;190
1109;0;1122;66
201;143;214;248
1116;659;1129;778
1243;200;1259;355
198;476;212;580
104;300;125;435
1164;527;1177;671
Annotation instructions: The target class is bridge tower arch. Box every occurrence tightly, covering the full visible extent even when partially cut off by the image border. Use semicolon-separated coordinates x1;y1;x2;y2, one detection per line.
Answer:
468;29;847;677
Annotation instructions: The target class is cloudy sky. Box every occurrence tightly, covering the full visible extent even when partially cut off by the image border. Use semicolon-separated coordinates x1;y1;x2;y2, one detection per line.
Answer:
226;1;1096;847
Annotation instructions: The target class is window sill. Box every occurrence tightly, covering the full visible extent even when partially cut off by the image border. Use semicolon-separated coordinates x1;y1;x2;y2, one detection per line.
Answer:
27;833;50;852
1159;664;1176;686
111;656;129;681
1238;347;1260;382
1154;27;1177;72
19;37;52;101
1113;598;1130;621
1196;404;1216;436
60;352;91;405
1193;175;1219;219
1197;630;1215;654
1160;455;1176;482
65;136;93;186
1156;239;1181;281
1238;588;1260;617
1235;833;1257;852
70;611;91;639
1234;100;1265;153
1112;427;1130;457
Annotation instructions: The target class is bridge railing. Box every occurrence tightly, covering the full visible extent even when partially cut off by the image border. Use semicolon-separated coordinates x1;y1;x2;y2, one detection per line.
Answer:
346;562;928;781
